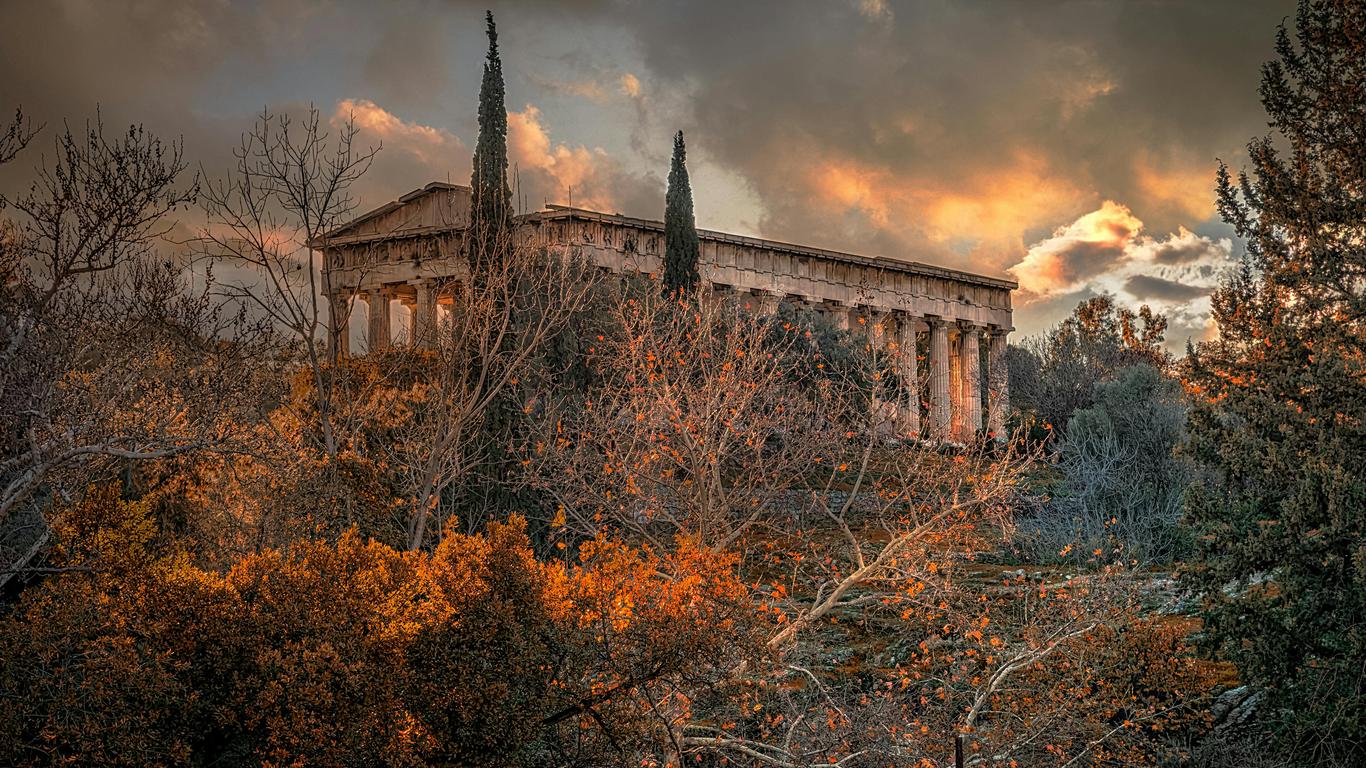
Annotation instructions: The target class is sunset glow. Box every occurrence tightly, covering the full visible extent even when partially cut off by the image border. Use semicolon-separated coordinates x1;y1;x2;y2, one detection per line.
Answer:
4;3;1359;766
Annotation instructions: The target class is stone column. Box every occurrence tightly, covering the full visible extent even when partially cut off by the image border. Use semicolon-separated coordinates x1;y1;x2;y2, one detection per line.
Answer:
987;328;1010;440
399;296;415;343
866;309;896;435
412;280;436;348
949;330;963;439
928;318;952;440
959;324;982;440
327;291;351;359
869;309;890;350
366;288;390;354
897;316;920;438
829;303;851;331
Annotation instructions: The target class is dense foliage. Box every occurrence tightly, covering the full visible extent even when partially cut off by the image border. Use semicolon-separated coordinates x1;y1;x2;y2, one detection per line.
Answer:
1009;295;1170;440
1185;0;1366;760
0;487;750;767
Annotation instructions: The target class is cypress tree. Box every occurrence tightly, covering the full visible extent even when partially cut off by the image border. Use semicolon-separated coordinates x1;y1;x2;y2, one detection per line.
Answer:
1184;1;1366;758
662;131;700;295
469;10;511;255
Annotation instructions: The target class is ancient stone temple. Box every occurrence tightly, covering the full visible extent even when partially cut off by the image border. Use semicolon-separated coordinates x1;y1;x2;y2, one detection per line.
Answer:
315;182;1015;442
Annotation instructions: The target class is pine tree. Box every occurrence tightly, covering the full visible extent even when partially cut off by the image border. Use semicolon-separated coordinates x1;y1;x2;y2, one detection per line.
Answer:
662;131;701;295
469;10;511;257
1184;1;1366;758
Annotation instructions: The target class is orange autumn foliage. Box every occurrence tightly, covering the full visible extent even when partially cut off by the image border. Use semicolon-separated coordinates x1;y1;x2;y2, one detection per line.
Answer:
0;488;754;767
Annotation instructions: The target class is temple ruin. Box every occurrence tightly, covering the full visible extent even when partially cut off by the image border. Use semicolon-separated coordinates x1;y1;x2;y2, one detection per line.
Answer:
315;182;1015;442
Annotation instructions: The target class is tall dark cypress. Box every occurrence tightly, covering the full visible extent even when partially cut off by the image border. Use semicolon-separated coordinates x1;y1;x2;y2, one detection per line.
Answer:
469;10;511;254
662;131;700;295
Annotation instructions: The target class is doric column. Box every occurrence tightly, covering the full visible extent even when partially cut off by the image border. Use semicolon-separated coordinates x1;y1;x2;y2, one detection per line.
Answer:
328;291;351;359
988;327;1010;440
959;324;983;440
366;288;390;354
897;316;920;438
949;329;963;438
928;318;952;440
869;309;890;350
829;303;851;331
864;308;896;435
412;280;436;348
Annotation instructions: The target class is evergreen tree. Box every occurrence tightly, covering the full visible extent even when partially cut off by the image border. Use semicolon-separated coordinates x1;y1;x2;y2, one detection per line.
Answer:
469;10;511;256
662;131;701;295
1185;1;1366;758
462;11;528;529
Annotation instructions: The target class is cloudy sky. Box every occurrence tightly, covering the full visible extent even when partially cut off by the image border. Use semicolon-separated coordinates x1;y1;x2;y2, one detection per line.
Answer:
0;0;1294;345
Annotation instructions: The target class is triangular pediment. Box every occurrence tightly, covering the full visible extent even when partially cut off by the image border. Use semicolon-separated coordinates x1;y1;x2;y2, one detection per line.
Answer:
322;182;471;242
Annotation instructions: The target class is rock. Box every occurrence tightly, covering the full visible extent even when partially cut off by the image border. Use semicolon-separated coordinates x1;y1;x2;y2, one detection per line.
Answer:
1211;685;1262;732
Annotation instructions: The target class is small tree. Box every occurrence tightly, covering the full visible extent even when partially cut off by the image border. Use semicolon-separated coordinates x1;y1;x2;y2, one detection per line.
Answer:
197;105;377;459
1018;364;1194;564
1186;1;1366;759
469;10;511;261
662;131;700;295
1012;295;1169;437
400;233;602;550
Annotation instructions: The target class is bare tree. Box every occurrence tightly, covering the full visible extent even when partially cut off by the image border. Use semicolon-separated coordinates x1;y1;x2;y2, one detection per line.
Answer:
0;108;38;167
396;229;604;550
0;110;270;587
196;105;378;458
530;292;1203;767
531;286;842;552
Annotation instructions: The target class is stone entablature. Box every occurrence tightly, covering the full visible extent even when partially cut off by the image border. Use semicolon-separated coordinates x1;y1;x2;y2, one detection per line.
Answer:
315;182;1015;441
524;205;1014;330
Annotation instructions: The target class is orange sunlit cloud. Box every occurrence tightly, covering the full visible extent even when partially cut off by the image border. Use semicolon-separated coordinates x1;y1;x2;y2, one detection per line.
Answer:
806;149;1089;271
1134;152;1218;224
1009;201;1233;343
335;98;465;166
508;104;629;212
1009;200;1141;295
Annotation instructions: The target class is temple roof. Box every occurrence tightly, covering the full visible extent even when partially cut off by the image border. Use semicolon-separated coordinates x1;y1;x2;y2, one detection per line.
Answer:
314;181;1017;291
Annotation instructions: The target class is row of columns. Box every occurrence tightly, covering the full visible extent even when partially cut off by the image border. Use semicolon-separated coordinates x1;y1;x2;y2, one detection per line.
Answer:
748;291;1009;443
330;279;443;354
896;314;1008;443
332;282;1010;443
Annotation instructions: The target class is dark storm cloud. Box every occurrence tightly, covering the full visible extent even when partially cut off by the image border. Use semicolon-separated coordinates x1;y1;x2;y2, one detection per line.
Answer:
0;0;1288;340
363;11;456;111
1148;236;1227;265
1051;241;1131;284
597;0;1290;273
0;1;331;203
1123;274;1210;302
0;0;653;219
